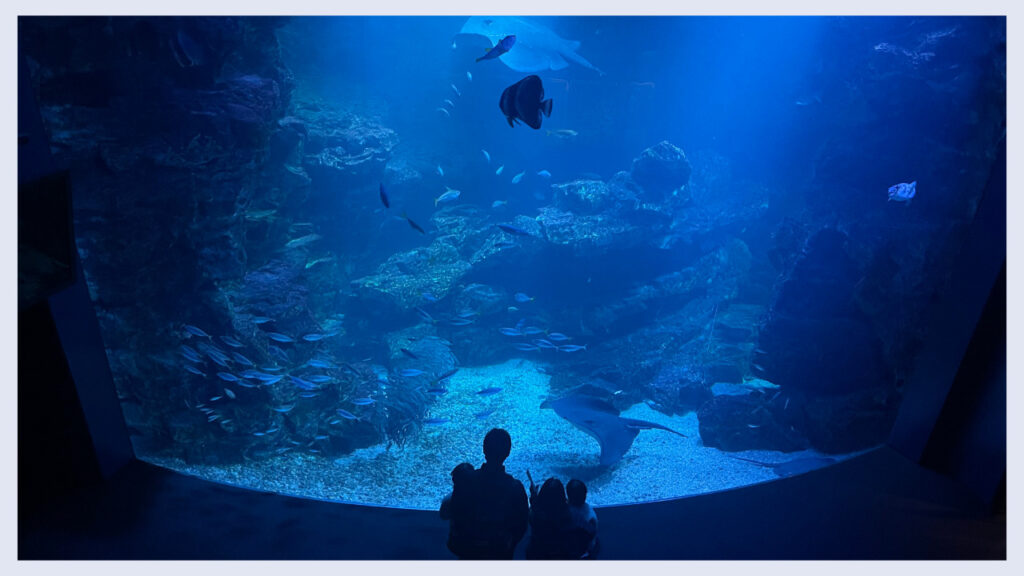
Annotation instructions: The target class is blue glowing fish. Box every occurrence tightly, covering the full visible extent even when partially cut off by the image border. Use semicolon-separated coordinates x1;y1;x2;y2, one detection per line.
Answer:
184;324;211;338
180;345;202;363
476;34;516;62
514;292;534;303
219;335;244;348
887;181;917;204
558;344;588;352
184;364;205;377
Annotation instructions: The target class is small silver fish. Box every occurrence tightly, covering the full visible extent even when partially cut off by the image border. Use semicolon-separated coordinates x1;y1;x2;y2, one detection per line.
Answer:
435;187;461;206
466;71;473;82
496;165;504;176
436;107;451;117
437;164;445;177
492;200;507;208
511;171;525;184
482;149;491;164
451;84;461;97
184;364;205;377
219;335;244;348
536;170;551;178
184;324;211;338
224;388;236;399
285;233;322;249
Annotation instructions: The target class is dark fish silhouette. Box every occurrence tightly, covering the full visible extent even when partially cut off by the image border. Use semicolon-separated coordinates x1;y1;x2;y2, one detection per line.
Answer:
379;183;390;208
477;34;516;62
543;395;686;467
499;75;552;129
401;212;426;234
497;223;533;236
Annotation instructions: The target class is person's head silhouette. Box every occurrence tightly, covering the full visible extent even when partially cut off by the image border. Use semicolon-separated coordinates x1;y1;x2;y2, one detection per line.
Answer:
483;428;512;465
566;478;587;506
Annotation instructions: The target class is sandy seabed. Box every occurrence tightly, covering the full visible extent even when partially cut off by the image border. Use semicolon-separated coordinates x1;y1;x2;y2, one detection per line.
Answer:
147;358;847;510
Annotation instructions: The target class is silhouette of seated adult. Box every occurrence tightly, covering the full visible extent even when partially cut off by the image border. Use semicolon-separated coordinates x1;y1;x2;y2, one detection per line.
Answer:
441;428;529;559
525;477;576;559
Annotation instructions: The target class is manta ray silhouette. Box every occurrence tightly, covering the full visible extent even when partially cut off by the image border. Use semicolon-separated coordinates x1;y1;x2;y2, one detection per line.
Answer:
544;395;686;467
459;16;603;75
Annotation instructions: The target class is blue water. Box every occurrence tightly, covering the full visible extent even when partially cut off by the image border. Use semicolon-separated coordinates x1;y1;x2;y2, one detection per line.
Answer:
19;15;1005;507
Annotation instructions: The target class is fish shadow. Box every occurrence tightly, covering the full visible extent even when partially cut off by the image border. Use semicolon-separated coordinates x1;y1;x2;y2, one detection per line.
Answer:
548;463;611;483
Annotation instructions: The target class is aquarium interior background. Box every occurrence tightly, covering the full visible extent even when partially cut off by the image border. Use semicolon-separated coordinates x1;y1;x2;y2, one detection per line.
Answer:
18;16;1006;509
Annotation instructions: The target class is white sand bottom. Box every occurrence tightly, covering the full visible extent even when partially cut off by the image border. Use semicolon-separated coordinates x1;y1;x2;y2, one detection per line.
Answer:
146;358;846;510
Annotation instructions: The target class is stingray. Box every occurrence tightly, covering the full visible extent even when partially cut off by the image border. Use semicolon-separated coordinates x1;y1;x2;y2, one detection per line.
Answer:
729;455;837;478
543;395;686;467
459;16;603;75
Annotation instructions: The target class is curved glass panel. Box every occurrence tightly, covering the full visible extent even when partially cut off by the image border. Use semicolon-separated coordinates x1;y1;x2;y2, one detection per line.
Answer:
20;15;1005;508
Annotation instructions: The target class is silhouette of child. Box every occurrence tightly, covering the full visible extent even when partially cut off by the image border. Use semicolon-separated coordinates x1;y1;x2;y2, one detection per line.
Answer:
440;462;475;521
526;477;574;559
566;478;599;559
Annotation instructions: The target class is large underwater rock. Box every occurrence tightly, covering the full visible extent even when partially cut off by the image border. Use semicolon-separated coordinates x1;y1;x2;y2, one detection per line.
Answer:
21;17;300;464
697;392;810;452
630;140;692;200
745;228;896;453
293;98;399;190
754;228;888;397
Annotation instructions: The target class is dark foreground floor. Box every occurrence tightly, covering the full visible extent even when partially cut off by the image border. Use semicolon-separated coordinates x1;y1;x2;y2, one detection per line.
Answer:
19;446;1004;560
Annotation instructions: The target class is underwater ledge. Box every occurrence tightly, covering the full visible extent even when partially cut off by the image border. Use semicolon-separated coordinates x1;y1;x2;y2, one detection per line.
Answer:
19;445;1004;560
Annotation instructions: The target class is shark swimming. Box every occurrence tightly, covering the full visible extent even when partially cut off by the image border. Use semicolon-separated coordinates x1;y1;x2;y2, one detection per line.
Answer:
543;394;686;467
459;16;603;75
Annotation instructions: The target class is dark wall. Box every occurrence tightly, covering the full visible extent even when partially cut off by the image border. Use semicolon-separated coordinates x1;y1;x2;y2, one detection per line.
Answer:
18;302;102;525
921;263;1006;509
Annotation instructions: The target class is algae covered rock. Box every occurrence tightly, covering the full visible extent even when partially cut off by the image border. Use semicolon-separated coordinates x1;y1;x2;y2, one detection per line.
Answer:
630;140;692;199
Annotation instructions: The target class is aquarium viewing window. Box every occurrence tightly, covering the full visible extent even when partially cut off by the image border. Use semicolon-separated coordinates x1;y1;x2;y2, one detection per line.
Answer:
19;15;1006;509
